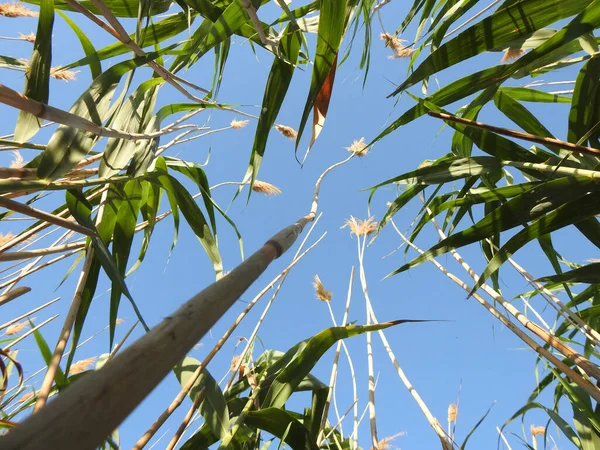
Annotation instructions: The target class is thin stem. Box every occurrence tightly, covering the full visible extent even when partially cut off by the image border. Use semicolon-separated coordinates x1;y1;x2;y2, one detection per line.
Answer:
0;196;95;237
0;297;60;331
391;220;600;403
0;242;85;262
0;286;31;306
2;315;59;351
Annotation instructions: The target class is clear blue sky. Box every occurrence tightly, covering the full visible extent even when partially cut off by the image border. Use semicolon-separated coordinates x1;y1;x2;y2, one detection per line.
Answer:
0;2;590;449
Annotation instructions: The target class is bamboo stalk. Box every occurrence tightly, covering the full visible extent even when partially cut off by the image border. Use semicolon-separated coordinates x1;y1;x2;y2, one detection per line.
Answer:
507;255;600;345
357;233;452;450
133;231;324;449
0;286;31;306
391;221;600;403
428;111;600;157
0;185;106;252
317;267;356;448
1;213;313;449
1;229;75;295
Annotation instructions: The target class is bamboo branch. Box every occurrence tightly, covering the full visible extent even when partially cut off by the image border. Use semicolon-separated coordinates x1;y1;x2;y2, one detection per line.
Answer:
0;198;95;237
0;242;85;262
0;286;31;306
428;111;600;157
0;84;197;141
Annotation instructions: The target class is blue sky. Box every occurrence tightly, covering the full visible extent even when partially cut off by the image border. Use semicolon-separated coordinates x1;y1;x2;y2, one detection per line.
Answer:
0;1;591;449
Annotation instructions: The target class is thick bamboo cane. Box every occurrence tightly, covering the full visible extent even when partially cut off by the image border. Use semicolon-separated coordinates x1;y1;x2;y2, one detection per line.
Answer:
0;214;313;450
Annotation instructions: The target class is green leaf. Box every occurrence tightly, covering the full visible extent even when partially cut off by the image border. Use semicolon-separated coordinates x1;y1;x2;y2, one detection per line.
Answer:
174;357;229;440
475;190;600;292
65;13;194;70
504;402;582;448
109;180;144;347
66;189;149;332
539;262;600;284
153;158;222;278
262;320;428;408
568;55;600;147
392;177;600;277
37;51;170;180
99;79;162;178
15;0;54;141
245;22;301;194
391;0;592;95
58;10;101;79
245;408;319;450
370;156;503;190
31;324;66;388
171;1;250;73
24;0;172;17
295;0;347;150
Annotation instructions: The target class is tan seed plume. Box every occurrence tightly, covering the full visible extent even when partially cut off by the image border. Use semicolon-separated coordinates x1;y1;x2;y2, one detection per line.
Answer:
0;232;15;246
0;2;38;17
346;137;368;156
252;180;281;196
230;119;249;129
275;124;298;140
373;432;405;450
69;357;96;375
18;32;35;42
447;403;457;423
380;33;415;59
49;67;78;82
10;150;24;169
313;275;332;302
343;216;378;236
6;319;32;335
18;392;35;403
501;48;525;62
530;425;545;436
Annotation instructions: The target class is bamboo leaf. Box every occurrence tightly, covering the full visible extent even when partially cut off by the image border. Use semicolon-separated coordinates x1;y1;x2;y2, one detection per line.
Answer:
24;0;172;17
109;180;144;347
295;0;347;151
475;190;600;292
153;158;222;278
245;408;319;450
392;177;600;277
14;0;54;141
568;55;600;147
538;262;600;284
244;22;301;194
99;79;162;178
391;0;592;95
262;320;429;409
174;357;229;440
37;51;171;180
58;10;102;79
